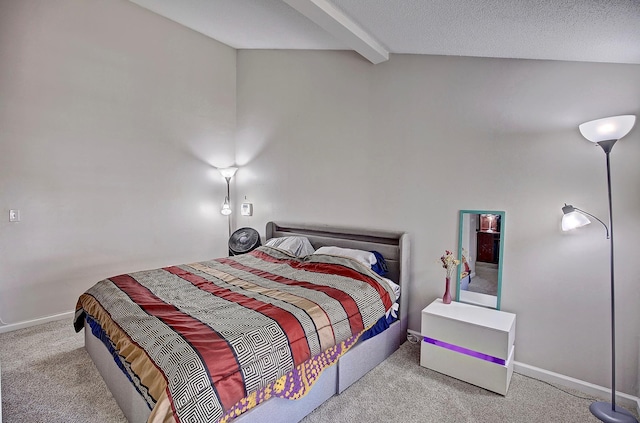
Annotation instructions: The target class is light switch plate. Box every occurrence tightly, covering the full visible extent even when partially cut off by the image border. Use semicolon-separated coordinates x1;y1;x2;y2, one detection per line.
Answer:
9;209;20;222
241;203;253;216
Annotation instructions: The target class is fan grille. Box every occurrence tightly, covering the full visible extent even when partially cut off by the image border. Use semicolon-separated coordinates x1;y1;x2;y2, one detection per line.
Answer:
228;227;261;255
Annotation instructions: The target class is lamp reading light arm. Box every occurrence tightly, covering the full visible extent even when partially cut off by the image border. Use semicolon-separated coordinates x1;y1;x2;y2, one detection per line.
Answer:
562;204;610;239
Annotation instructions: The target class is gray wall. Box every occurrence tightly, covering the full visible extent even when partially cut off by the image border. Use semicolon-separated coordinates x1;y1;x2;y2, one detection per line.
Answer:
0;0;236;323
235;50;640;395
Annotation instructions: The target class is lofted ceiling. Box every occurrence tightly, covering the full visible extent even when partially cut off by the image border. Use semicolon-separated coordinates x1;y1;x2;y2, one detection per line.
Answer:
128;0;640;65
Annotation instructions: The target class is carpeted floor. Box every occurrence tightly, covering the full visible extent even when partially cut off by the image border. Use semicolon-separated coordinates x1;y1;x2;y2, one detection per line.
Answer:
0;319;126;423
0;319;636;423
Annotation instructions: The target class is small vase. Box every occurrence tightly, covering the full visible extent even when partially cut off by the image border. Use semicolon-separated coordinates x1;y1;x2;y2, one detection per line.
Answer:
442;277;452;304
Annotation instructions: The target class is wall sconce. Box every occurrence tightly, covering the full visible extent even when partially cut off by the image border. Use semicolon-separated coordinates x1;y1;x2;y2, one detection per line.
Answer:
561;115;636;423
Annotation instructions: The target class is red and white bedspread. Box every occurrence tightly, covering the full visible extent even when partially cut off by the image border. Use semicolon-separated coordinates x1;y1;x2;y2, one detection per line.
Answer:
74;246;395;423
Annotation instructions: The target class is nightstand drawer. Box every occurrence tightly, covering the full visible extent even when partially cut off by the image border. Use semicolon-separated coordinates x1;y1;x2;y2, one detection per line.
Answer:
421;338;514;395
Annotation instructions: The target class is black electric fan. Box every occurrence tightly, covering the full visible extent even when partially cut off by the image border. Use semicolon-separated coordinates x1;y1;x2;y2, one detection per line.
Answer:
228;227;261;256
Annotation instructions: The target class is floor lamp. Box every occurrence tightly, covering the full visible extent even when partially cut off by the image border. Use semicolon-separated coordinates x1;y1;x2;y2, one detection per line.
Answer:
561;114;637;423
219;167;238;238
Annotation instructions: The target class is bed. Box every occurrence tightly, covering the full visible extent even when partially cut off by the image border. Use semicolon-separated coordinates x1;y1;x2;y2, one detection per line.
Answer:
75;221;409;423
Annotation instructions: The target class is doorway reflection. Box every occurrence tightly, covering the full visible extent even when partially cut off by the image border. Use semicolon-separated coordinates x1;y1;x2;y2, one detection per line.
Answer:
457;211;504;309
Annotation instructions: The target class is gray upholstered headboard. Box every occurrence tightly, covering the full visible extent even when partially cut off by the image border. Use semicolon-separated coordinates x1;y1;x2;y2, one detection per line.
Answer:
265;221;410;337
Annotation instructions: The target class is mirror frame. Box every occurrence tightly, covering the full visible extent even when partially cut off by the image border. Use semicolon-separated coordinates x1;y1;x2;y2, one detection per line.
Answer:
455;209;505;310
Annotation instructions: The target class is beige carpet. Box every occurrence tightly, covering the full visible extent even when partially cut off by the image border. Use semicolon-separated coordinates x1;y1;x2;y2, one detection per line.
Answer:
0;319;126;423
1;319;636;423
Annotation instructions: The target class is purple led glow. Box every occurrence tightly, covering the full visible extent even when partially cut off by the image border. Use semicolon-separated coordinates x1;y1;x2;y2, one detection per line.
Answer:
423;336;506;365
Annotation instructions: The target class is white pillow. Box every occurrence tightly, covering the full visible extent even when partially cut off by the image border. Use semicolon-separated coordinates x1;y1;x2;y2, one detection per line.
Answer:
313;246;377;268
381;277;401;300
265;236;315;257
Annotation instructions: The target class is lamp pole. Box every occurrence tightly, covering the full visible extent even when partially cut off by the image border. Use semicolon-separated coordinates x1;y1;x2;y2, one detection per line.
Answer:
589;139;638;423
225;176;232;238
602;140;616;412
218;167;237;239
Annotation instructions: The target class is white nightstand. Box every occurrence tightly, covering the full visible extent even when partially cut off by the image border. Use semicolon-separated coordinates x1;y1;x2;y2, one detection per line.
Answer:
420;298;516;395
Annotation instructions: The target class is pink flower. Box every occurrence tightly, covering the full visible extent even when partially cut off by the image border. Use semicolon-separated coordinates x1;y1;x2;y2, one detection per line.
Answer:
438;250;460;279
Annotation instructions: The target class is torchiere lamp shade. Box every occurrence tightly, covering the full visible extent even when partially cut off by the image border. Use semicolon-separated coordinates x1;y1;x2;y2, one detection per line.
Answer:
579;115;636;143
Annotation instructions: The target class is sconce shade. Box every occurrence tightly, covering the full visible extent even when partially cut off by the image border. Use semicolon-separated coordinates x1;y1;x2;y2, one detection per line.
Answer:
219;167;238;179
561;204;591;232
578;115;636;143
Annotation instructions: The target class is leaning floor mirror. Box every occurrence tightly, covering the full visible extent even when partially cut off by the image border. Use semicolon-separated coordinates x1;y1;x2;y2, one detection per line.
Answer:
455;210;505;309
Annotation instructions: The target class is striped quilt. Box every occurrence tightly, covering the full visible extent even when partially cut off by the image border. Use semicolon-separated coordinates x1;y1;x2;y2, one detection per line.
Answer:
74;246;395;423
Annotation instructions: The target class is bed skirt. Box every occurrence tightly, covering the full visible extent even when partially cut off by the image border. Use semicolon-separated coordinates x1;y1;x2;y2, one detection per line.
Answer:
85;318;402;423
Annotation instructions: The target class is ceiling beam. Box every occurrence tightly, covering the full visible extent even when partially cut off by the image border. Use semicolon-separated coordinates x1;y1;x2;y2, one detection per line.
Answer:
282;0;389;64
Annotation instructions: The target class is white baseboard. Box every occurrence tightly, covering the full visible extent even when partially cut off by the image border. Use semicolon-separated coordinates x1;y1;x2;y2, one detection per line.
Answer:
0;311;74;334
514;362;640;412
408;329;640;413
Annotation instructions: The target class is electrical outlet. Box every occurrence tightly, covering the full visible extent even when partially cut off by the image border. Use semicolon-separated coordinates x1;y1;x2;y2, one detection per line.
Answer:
407;329;421;344
9;209;20;222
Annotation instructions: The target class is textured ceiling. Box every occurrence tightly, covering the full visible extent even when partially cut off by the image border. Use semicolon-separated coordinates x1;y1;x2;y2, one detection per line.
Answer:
129;0;640;64
331;0;640;63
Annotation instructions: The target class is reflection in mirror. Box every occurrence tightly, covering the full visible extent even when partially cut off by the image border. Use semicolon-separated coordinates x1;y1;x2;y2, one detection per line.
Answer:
456;210;505;310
